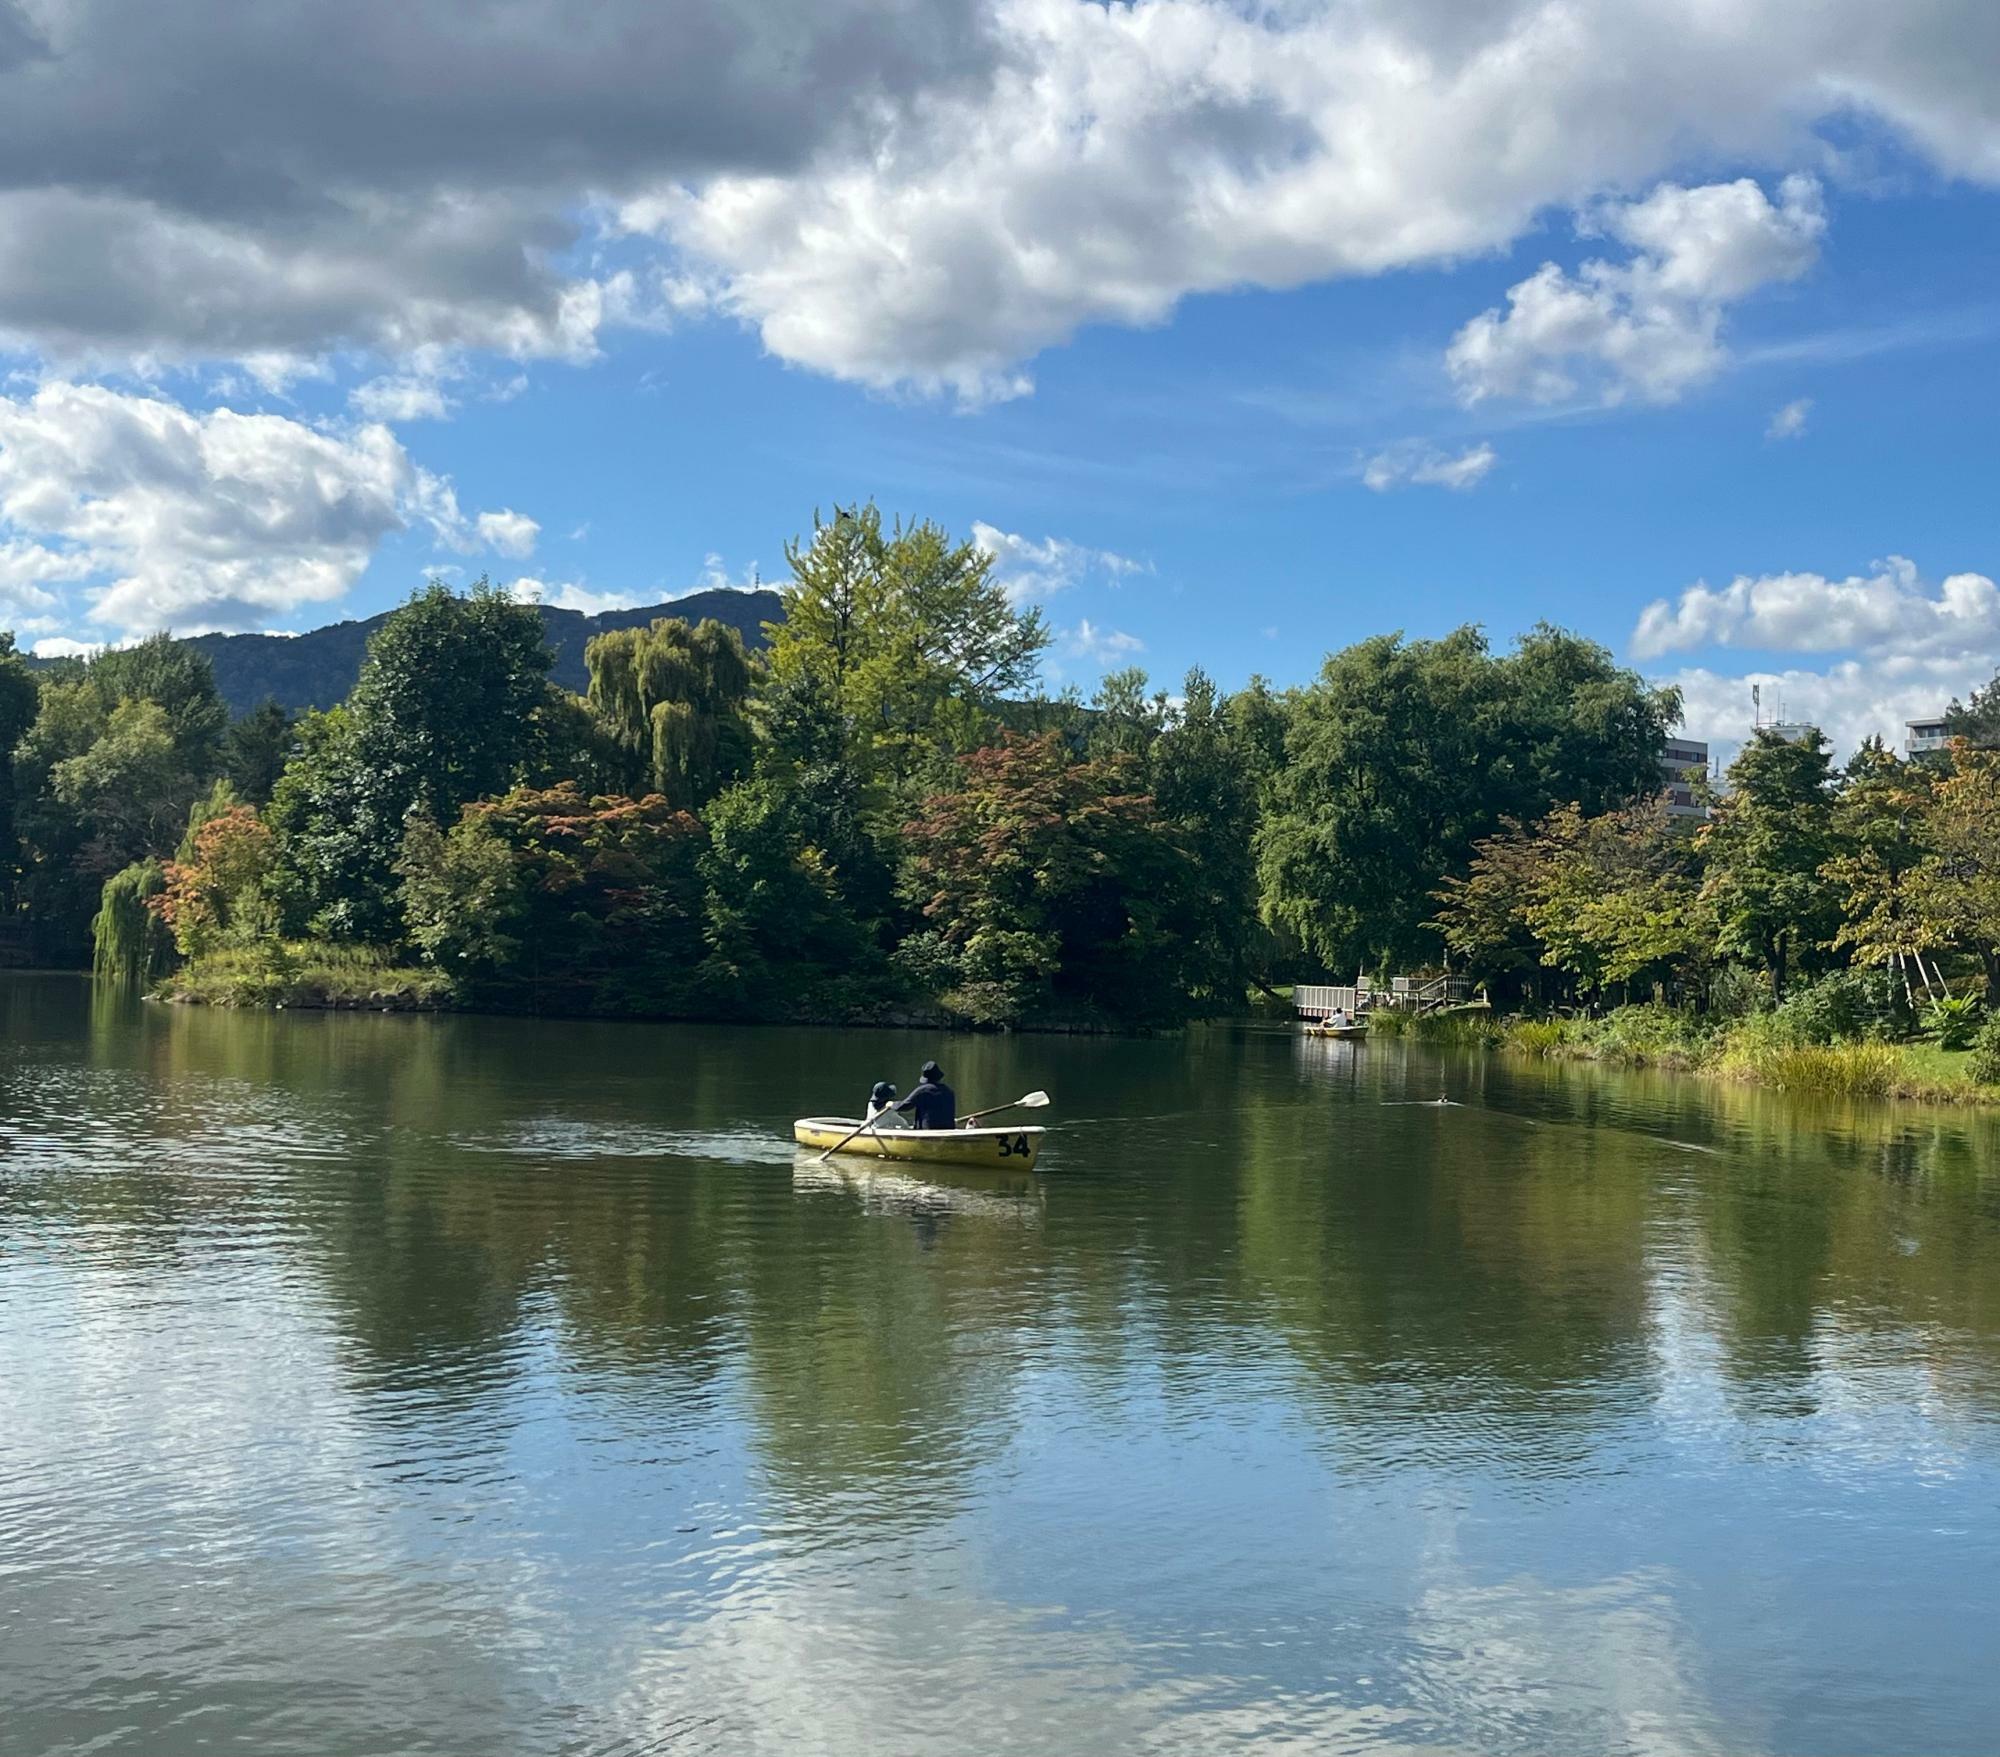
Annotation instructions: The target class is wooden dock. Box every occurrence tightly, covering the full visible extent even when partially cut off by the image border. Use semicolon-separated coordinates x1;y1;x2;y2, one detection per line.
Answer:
1294;975;1473;1020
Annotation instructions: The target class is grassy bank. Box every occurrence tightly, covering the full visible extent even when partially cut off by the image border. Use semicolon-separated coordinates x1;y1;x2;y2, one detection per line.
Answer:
164;943;451;1010
1500;1004;2000;1104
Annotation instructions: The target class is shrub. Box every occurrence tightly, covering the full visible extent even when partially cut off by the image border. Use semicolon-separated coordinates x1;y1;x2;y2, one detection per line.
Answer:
1365;1006;1411;1036
1508;1018;1572;1056
1410;1007;1502;1047
1771;968;1907;1046
1966;1017;2000;1086
1923;993;1984;1051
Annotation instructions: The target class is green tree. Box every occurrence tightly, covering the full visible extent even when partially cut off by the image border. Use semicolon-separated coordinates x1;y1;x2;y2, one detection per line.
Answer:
268;582;553;939
399;786;708;1013
91;858;173;986
13;634;227;953
0;633;41;907
765;504;1047;786
225;700;295;806
1698;729;1840;998
1258;625;1677;973
1945;669;2000;748
1524;798;1709;995
1822;739;1930;979
901;731;1200;1024
1147;668;1262;1007
1905;742;2000;1002
586;616;755;809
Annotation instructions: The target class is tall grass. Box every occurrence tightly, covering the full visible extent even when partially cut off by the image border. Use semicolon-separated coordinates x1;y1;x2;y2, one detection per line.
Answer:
1409;1007;1502;1047
1718;1038;1905;1097
167;941;450;1009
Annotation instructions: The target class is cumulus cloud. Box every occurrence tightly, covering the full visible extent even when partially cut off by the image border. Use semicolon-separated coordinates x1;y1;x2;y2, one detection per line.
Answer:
1067;619;1145;665
0;382;532;637
971;522;1147;607
1767;396;1813;439
1634;556;2000;761
474;509;540;560
0;3;1987;398
506;577;637;615
1361;442;1497;493
1631;556;2000;660
1448;177;1826;406
639;2;2000;400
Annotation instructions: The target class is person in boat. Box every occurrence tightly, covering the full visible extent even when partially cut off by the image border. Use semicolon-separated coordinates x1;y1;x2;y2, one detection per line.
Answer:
893;1060;957;1130
865;1080;908;1128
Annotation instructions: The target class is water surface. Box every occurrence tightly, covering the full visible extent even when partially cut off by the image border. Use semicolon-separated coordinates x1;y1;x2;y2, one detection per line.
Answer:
5;975;2000;1754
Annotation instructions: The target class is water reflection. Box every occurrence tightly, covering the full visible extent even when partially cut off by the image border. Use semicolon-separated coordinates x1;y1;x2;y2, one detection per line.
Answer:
4;978;2000;1754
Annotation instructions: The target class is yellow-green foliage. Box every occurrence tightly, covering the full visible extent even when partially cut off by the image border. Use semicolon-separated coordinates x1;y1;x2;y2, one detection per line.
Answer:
166;941;449;1010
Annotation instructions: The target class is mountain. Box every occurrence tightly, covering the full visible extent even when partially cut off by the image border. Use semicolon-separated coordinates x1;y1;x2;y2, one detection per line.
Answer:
78;587;785;718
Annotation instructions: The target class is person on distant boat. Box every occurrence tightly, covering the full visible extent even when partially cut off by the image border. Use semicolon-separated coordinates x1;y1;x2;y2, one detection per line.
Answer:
866;1080;909;1128
895;1060;956;1130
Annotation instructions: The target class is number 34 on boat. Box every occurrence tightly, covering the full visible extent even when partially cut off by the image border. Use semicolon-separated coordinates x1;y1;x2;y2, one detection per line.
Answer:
793;1089;1050;1170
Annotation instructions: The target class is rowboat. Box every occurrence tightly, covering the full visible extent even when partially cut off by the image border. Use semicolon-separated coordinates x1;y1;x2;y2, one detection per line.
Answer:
792;1116;1046;1170
1304;1020;1369;1040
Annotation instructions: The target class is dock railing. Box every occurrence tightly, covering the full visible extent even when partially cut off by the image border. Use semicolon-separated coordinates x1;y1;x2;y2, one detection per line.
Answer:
1294;975;1473;1019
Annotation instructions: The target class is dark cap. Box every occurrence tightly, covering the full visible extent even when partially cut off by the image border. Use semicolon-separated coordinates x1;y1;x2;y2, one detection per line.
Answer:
871;1080;896;1104
920;1060;943;1081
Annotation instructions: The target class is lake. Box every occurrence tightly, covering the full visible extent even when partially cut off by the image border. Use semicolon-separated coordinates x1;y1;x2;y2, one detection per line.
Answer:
5;972;2000;1755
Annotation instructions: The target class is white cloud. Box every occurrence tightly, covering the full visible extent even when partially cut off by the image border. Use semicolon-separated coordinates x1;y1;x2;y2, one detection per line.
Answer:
1361;442;1497;493
636;3;2000;402
0;4;1996;397
506;577;638;615
0;381;530;637
30;636;99;659
691;552;769;593
474;508;540;559
1767;396;1813;439
1634;555;2000;763
971;522;1147;607
350;375;453;423
1448;176;1825;406
1631;556;1999;660
1067;619;1145;664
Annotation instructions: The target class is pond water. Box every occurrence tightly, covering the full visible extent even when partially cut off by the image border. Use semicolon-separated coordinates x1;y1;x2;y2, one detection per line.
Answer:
5;973;2000;1755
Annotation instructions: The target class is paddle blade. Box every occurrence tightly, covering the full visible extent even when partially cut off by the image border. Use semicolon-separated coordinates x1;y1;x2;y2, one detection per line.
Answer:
1018;1090;1050;1107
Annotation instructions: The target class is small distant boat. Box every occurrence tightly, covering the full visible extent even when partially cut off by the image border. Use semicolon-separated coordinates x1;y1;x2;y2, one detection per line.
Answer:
793;1116;1046;1170
1303;1019;1369;1040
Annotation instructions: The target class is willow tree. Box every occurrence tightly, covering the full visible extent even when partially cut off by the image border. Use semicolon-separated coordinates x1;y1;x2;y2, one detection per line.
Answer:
585;616;755;811
92;859;173;987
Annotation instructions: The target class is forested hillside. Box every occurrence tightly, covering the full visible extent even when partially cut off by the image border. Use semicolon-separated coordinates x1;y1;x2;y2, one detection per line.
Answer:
34;588;783;717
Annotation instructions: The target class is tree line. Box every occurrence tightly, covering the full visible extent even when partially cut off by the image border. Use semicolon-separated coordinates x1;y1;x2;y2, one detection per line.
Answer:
3;500;1996;1030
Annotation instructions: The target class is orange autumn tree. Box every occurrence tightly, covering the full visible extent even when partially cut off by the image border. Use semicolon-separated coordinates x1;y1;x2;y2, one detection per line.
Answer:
154;804;275;958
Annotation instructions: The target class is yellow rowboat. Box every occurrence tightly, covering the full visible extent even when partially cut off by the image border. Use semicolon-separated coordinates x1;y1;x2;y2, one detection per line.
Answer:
1304;1021;1369;1040
793;1116;1046;1170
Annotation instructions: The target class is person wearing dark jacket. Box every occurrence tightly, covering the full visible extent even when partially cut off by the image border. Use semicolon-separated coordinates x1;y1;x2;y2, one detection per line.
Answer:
896;1061;956;1130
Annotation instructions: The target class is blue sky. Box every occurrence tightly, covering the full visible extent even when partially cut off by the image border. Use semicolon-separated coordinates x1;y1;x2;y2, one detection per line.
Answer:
1;0;1997;761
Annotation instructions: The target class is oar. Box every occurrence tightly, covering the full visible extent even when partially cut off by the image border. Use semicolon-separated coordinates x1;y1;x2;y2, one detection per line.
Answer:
815;1111;895;1164
957;1090;1051;1127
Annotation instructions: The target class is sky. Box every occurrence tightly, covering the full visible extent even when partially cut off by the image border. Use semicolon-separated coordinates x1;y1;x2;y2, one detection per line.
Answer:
1;0;1998;765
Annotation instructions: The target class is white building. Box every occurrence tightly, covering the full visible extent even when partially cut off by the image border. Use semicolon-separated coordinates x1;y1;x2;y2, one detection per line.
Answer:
1659;736;1710;819
1906;715;1950;758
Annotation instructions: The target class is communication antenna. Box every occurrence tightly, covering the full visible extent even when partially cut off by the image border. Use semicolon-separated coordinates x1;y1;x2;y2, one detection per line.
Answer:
1752;682;1762;728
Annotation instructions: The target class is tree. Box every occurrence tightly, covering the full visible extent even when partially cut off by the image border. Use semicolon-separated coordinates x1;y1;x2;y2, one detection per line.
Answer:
1945;669;2000;748
901;731;1201;1024
1821;738;1931;978
698;778;876;1009
0;634;39;907
586;616;755;809
1146;669;1262;1007
1524;798;1710;995
1905;742;2000;1001
1698;729;1840;997
92;859;173;986
1434;816;1563;1000
764;504;1047;786
13;634;227;954
156;796;277;958
1258;625;1677;973
399;786;708;1013
225;700;295;806
268;582;553;939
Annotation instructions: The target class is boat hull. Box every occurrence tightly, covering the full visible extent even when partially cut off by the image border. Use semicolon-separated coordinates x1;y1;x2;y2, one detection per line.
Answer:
793;1117;1045;1169
1304;1023;1369;1040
